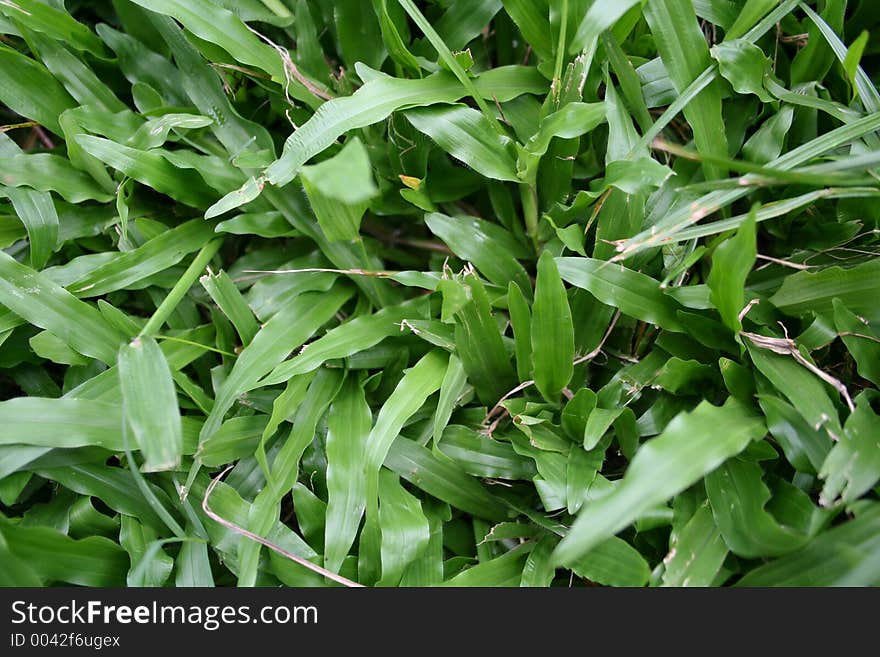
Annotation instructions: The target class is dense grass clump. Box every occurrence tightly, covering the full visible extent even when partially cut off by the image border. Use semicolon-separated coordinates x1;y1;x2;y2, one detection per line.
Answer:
1;0;879;587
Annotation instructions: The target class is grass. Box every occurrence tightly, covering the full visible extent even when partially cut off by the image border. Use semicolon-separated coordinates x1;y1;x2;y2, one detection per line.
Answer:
0;0;879;587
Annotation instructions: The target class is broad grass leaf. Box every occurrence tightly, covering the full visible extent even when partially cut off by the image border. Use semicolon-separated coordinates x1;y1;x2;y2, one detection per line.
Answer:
531;251;574;402
801;3;880;113
711;40;774;102
569;0;641;55
262;297;432;385
405;104;518;182
453;274;517;405
707;208;756;333
0;0;108;57
332;0;385;72
705;458;812;558
736;504;880;586
175;538;214;587
214;212;296;239
507;281;533;381
437;425;536;480
568;536;651;587
553;397;765;565
236;368;344;587
0;532;43;586
662;502;728;587
770;259;880;323
601;158;673;195
0;251;124;364
742;105;794;164
76;136;217;208
365;350;449;473
210;65;544;216
556;257;685;332
359;350;449;582
0;44;75;135
0;515;127;586
118;336;183;471
435;0;503;52
199;284;352;444
68;219;215;298
425;212;531;292
377;470;430;586
759;394;830;474
324;378;371;573
300;137;378;242
517;102;606;183
819;395;880;507
603;32;653;132
747;343;842;437
22;29;125;113
520;534;557;587
844;31;870;99
445;546;532;586
195;416;269;467
431;354;468;445
207;70;464;216
725;0;778;41
128;0;286;83
385;436;509;521
371;0;421;76
501;0;552;61
199;269;259;346
644;0;728;180
605;78;641;162
0;152;115;203
37;464;176;534
120;516;174;587
833;300;880;386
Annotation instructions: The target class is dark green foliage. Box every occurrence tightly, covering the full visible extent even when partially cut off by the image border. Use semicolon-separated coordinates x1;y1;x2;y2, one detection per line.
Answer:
0;0;879;587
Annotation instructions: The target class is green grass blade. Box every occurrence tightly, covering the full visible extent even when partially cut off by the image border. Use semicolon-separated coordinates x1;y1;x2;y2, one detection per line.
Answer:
556;257;685;332
324;378;371;573
569;0;641;55
76;136;218;208
0;151;115;203
661;502;729;586
0;137;58;269
644;0;727;180
819;396;880;507
300;137;378;242
405;105;519;182
0;251;123;363
769;258;880;323
0;516;127;586
553;397;765;564
261;297;432;385
706;458;813;557
385;437;510;521
531;251;574;402
801;2;880;114
376;470;430;586
736;505;880;586
706;208;756;333
198;284;352;444
68;219;215;298
0;0;108;57
0;44;75;134
199;269;260;346
118;335;183;472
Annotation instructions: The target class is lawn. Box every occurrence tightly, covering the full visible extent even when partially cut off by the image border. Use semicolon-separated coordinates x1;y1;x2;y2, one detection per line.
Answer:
0;0;879;587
